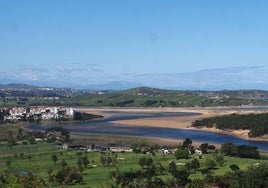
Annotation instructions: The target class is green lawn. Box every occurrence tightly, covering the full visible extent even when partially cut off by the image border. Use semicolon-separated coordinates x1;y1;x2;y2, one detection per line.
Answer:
0;142;267;187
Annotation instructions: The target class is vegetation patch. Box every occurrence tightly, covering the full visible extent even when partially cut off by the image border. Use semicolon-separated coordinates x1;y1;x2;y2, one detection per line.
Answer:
192;113;268;137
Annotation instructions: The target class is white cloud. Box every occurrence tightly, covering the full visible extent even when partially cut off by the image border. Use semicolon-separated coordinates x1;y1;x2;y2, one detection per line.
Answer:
55;66;74;73
1;65;267;90
131;66;267;90
2;71;39;81
255;80;265;84
17;64;49;72
54;63;104;74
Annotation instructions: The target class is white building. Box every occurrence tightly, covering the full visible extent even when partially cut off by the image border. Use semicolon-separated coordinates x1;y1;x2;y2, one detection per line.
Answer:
66;107;74;116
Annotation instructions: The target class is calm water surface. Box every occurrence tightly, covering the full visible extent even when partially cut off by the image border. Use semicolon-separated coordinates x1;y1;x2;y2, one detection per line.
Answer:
25;111;268;151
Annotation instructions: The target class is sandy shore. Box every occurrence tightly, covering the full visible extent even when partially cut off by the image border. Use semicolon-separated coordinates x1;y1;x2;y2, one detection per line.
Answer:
76;107;268;143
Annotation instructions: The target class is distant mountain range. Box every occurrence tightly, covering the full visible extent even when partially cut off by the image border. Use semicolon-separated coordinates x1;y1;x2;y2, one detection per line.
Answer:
82;81;143;90
0;80;142;91
0;83;39;89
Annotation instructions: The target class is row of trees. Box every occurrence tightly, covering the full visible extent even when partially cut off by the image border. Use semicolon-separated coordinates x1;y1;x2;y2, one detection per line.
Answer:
73;111;103;121
216;162;268;188
46;126;70;142
114;138;263;187
1;155;84;187
4;126;70;148
221;142;260;159
49;153;88;185
115;151;233;187
192;113;268;137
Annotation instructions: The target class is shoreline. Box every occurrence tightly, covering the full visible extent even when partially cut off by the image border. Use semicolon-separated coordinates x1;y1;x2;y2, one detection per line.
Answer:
70;132;221;149
76;106;268;143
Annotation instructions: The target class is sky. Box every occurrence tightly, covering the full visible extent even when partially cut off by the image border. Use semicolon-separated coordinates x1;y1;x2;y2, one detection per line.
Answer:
1;0;268;90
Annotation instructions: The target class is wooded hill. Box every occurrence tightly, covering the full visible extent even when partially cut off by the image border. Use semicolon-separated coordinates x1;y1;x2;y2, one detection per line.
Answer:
192;113;268;137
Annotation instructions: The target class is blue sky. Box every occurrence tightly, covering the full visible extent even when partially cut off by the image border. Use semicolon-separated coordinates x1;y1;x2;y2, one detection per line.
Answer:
1;0;268;90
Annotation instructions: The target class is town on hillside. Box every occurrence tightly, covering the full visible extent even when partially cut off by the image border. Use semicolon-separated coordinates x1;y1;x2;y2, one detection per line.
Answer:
0;106;75;122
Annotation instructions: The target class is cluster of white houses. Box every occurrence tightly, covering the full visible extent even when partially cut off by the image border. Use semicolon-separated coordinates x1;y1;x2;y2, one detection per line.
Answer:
1;106;75;121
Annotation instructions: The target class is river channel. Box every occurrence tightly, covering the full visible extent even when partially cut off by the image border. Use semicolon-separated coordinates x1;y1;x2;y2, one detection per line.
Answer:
25;111;268;151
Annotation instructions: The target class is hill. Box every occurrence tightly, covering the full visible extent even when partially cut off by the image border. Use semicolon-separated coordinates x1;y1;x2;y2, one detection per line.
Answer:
60;87;268;107
1;85;268;107
0;83;38;89
121;87;268;99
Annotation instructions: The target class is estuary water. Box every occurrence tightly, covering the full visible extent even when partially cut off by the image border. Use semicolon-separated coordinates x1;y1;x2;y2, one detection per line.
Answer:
25;111;268;151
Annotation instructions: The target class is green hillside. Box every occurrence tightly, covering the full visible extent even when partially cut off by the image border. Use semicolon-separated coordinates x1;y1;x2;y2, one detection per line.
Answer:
1;86;268;107
61;87;268;107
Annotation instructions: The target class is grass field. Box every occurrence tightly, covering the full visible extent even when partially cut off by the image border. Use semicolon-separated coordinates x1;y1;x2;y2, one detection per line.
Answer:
0;141;267;187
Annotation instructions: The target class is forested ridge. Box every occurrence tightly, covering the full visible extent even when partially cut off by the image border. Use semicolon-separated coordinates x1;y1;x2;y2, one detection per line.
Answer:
192;113;268;137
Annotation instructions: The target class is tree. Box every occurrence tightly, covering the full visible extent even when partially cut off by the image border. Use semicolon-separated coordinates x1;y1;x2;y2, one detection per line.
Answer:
28;137;36;144
199;143;209;154
7;139;17;147
77;158;82;167
16;128;24;141
55;166;82;185
100;156;106;166
214;153;225;166
73;111;103;121
205;158;217;169
241;163;268;188
185;162;193;173
174;149;189;160
168;161;177;175
28;115;35;123
46;127;70;142
61;129;70;142
203;170;215;184
78;165;84;174
61;159;68;168
173;169;190;186
7;131;13;140
139;156;153;169
221;142;260;159
185;159;200;173
82;157;90;168
76;151;82;156
237;145;260;159
130;143;142;153
191;158;200;171
221;142;238;156
186;178;208;188
106;156;113;166
47;168;54;185
229;164;240;171
208;144;216;151
6;157;11;168
183;138;192;149
155;162;165;175
27;154;32;162
219;163;268;188
51;154;58;165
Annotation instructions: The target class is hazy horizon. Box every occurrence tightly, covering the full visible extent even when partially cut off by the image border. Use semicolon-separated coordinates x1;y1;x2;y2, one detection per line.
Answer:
1;1;268;90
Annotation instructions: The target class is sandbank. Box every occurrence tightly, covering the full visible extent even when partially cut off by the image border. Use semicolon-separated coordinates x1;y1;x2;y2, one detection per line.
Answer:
76;106;268;142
